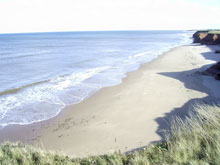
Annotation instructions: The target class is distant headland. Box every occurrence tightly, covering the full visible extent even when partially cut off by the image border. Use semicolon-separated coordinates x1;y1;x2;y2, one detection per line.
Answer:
193;30;220;45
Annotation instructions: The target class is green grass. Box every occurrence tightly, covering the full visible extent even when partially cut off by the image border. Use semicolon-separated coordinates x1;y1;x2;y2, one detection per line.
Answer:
1;104;220;164
208;30;220;34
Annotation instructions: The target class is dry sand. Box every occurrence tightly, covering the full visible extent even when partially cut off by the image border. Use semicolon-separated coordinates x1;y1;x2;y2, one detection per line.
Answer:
0;44;220;157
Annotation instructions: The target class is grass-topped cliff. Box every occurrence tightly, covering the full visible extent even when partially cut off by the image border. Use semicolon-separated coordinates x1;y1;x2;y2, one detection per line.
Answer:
1;104;220;164
193;30;220;44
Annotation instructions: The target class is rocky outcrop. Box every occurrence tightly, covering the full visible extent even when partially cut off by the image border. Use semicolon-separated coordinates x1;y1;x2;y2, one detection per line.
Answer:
193;31;220;80
193;31;209;38
205;61;220;80
193;31;220;45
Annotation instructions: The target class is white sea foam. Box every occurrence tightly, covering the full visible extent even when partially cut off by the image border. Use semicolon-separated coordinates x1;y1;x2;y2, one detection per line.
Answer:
0;66;110;126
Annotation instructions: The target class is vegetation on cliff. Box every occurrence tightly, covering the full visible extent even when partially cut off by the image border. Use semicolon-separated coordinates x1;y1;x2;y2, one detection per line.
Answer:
208;31;220;34
1;104;220;164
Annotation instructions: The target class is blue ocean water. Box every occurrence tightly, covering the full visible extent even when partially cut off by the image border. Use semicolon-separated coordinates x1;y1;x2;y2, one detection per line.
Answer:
0;31;192;127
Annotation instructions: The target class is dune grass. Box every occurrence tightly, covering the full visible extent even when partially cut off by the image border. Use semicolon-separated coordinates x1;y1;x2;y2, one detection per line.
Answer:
0;104;220;164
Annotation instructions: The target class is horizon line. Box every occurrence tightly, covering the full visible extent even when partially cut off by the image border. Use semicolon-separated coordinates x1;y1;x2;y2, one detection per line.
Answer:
0;29;196;35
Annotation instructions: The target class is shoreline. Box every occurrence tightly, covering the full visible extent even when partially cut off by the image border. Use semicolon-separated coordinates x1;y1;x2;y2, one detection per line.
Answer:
0;46;180;129
0;43;187;129
0;31;191;129
0;44;220;157
0;44;184;130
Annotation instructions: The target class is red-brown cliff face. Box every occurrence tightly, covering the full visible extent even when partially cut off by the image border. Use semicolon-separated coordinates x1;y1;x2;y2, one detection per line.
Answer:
193;31;220;45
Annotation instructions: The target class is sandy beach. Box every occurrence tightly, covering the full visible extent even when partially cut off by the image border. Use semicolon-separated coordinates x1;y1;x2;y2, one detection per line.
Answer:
0;44;220;157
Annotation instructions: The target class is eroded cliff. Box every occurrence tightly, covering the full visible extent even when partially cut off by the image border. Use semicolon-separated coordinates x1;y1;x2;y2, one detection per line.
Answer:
193;31;220;45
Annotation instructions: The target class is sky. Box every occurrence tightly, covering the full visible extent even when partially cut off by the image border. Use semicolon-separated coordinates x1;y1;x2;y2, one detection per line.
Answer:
0;0;219;33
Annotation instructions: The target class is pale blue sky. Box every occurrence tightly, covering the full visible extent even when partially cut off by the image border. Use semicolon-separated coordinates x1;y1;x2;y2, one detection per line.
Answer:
0;0;219;33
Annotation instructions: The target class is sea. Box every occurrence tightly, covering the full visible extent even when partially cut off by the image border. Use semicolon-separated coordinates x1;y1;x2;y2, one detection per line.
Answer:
0;30;192;128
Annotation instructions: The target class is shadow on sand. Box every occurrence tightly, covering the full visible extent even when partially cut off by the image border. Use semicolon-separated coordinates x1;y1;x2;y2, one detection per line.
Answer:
155;45;220;140
127;45;220;154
